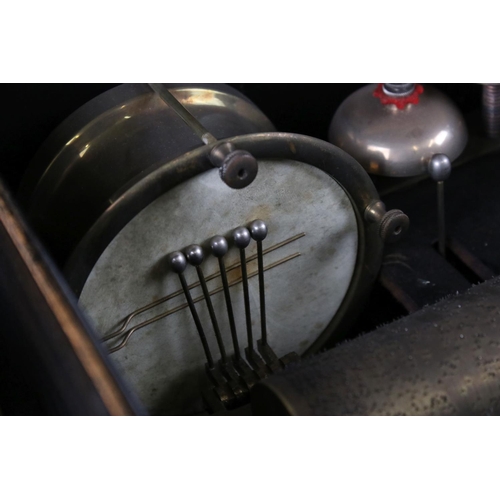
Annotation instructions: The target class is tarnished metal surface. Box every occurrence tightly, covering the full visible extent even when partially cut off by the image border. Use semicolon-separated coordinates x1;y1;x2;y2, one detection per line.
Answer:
329;84;468;177
79;159;358;414
19;83;275;264
252;275;500;416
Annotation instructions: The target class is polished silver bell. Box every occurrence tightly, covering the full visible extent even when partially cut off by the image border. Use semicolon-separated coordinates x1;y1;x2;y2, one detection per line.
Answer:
328;84;468;177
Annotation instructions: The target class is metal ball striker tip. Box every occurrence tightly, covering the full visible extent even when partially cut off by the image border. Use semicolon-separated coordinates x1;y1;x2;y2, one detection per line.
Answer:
248;220;268;241
209;235;229;258
233;227;251;249
185;244;205;266
168;251;187;274
428;154;452;182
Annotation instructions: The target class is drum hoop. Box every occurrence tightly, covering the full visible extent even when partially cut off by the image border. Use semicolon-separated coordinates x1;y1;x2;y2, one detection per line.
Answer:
65;132;383;351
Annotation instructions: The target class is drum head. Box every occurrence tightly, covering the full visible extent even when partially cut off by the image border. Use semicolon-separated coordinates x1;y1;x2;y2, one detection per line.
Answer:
79;159;358;414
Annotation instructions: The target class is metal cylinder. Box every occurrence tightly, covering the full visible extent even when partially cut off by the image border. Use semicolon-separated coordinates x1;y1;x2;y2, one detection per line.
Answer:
482;84;500;138
252;276;500;415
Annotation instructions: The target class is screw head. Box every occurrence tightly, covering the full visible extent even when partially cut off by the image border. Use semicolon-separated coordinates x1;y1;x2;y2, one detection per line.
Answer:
233;227;251;249
210;235;229;258
248;220;268;241
379;210;410;243
168;251;187;274
185;244;204;266
219;150;258;189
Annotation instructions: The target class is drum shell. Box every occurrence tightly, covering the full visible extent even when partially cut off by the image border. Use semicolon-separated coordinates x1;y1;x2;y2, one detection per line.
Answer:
20;83;275;265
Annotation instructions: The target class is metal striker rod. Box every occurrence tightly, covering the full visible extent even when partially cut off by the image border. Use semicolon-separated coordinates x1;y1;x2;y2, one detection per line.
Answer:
257;240;267;345
184;244;228;365
437;181;446;257
209;235;241;361
249;220;269;346
240;247;253;351
233;227;254;354
196;266;228;365
148;83;217;145
428;154;451;258
169;250;214;369
218;259;241;360
178;273;214;369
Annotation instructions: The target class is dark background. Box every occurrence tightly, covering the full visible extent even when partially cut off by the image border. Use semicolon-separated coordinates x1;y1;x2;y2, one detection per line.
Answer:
0;83;481;194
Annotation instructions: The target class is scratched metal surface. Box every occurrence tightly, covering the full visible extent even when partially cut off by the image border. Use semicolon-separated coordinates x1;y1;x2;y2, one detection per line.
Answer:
79;159;358;414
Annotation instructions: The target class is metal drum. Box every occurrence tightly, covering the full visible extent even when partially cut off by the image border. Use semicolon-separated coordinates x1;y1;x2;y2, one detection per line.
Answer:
20;84;405;415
